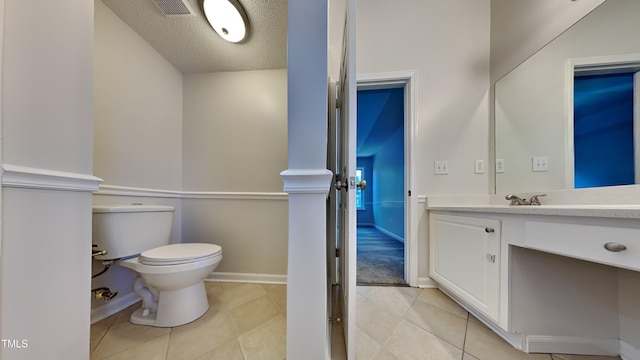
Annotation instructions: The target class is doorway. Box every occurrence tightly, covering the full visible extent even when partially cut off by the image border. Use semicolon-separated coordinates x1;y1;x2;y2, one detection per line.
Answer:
356;87;406;285
355;71;417;286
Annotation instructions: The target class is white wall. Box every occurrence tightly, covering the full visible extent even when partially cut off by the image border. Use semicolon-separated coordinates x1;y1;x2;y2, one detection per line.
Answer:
1;0;96;358
182;70;287;192
182;70;288;276
94;0;183;191
357;0;491;281
490;0;605;83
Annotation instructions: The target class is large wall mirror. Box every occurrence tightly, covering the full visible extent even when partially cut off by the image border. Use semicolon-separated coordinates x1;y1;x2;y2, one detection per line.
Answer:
495;0;640;194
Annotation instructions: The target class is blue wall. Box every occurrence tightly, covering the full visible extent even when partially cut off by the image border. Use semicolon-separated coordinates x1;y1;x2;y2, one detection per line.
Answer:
357;88;404;241
574;73;635;188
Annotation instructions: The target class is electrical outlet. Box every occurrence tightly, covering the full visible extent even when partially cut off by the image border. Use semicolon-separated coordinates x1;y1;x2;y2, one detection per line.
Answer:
474;160;485;174
434;160;449;175
496;159;505;173
532;156;549;172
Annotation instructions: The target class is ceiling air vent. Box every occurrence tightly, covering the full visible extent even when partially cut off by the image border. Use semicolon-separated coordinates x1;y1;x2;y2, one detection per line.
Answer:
153;0;196;16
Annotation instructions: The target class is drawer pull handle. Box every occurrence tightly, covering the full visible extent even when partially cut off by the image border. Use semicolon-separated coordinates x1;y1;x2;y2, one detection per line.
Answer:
604;242;627;252
485;227;495;233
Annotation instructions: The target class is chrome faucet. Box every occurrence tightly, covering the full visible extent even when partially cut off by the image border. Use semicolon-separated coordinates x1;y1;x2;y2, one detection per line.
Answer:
505;194;547;206
505;194;528;205
528;194;546;205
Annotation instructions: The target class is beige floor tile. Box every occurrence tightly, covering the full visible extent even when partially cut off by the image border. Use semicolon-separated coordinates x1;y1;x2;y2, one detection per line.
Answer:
366;287;418;317
264;284;287;314
465;322;552;360
383;320;463;360
223;283;267;310
464;352;480;360
91;321;171;359
166;309;237;360
403;299;467;348
91;315;118;352
230;295;280;334
373;348;400;360
357;286;376;298
113;302;144;325
355;326;382;360
238;314;286;360
101;334;170;360
551;355;621;360
356;297;404;345
195;340;244;360
417;289;468;319
468;313;487;327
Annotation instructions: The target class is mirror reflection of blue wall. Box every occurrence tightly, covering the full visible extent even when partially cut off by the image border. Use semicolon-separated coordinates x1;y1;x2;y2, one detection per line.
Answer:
574;72;635;188
356;87;405;240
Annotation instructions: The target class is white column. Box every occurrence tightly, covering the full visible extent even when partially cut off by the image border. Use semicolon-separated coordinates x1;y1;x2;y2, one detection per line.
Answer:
283;0;331;358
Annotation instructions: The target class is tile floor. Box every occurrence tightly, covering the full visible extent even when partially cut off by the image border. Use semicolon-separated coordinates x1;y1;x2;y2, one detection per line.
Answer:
355;286;622;360
90;282;286;360
91;282;623;360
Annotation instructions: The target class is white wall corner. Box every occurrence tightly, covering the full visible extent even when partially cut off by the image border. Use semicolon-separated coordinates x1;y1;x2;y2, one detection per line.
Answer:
280;169;333;194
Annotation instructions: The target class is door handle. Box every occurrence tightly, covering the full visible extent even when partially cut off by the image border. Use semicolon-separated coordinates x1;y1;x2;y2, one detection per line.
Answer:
335;180;347;191
356;180;367;191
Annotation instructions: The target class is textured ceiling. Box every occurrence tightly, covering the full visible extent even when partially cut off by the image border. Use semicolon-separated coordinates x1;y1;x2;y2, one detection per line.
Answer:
101;0;287;74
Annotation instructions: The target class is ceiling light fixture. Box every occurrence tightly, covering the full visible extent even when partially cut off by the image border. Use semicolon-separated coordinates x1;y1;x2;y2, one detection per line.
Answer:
202;0;250;43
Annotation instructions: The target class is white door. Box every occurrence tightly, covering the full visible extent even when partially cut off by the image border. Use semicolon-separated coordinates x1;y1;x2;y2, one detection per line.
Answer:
336;0;357;357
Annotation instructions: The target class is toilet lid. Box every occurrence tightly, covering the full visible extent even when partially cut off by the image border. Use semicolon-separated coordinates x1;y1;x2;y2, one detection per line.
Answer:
140;243;222;266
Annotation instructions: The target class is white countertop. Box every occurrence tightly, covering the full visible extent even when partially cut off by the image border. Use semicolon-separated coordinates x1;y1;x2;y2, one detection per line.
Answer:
426;204;640;219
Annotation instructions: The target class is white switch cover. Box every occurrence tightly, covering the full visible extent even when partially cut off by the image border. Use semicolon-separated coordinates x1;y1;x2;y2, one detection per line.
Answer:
532;156;549;172
496;159;505;173
474;160;485;174
434;161;449;175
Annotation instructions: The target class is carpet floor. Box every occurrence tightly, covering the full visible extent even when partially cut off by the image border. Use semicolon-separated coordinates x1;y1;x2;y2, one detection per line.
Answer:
356;226;405;285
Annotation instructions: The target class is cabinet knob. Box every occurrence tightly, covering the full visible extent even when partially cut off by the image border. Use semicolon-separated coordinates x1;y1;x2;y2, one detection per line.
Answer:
604;242;627;252
485;227;495;233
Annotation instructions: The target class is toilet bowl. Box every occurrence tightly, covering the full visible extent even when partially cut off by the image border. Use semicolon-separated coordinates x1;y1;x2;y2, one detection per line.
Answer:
92;205;223;327
119;243;223;327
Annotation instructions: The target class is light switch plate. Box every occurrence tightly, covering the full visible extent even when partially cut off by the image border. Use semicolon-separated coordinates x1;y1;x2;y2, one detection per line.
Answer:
532;156;549;172
474;160;485;174
434;160;449;175
496;159;505;173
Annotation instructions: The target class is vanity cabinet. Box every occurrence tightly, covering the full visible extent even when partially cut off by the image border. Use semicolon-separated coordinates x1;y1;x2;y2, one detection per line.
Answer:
427;205;640;358
429;214;501;322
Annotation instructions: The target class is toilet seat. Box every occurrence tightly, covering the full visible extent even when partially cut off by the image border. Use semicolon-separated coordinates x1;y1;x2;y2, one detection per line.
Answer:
140;243;222;266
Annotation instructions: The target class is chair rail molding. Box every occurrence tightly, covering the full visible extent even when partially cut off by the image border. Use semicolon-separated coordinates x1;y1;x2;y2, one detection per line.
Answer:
280;169;333;194
1;164;103;192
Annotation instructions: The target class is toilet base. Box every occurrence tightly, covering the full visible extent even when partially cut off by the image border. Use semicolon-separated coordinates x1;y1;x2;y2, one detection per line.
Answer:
130;281;209;327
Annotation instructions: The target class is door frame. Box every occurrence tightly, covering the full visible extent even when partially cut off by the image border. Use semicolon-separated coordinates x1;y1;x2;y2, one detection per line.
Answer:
357;70;418;287
565;53;640;188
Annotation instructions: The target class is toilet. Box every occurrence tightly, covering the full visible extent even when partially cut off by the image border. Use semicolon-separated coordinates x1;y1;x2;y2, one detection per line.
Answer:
92;204;222;327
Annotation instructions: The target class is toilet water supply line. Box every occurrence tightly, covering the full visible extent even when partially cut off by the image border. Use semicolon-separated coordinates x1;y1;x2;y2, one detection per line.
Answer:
91;246;119;301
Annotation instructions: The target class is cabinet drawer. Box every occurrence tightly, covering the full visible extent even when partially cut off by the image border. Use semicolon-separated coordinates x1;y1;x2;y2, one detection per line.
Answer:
524;221;640;271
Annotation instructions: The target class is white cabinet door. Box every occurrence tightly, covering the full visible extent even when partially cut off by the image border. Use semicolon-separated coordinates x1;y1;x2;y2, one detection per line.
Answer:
429;214;501;322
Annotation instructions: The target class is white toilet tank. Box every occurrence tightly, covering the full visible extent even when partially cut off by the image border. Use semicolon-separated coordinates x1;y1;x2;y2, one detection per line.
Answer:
92;204;174;261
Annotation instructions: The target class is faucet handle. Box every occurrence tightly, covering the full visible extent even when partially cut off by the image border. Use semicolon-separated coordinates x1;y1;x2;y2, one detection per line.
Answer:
528;194;547;205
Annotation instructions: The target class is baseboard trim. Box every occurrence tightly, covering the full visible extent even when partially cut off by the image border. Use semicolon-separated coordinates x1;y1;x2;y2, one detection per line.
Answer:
619;340;640;360
90;292;140;324
525;335;620;356
417;277;438;288
206;272;287;284
374;225;404;243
